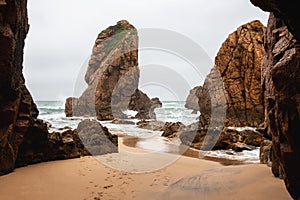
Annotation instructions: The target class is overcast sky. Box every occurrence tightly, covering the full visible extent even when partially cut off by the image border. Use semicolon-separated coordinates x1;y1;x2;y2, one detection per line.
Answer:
23;0;269;101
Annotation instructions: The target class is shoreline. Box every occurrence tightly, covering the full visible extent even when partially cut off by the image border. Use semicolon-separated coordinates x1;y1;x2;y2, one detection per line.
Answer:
0;137;292;200
121;134;256;166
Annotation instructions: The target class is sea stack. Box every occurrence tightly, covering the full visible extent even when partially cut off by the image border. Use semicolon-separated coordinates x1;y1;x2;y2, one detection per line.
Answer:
180;20;266;151
65;20;161;120
199;20;266;127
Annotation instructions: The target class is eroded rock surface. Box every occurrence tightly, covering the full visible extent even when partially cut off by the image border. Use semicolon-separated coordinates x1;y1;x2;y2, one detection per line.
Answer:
0;0;48;175
199;20;266;127
180;21;266;154
260;13;300;199
65;21;160;120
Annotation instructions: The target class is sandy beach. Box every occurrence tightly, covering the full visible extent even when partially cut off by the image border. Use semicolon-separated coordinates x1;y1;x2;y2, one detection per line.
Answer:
0;137;292;200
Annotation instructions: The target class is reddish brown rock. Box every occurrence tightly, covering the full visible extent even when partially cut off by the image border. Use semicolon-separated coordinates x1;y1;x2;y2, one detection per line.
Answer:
161;122;185;138
250;0;300;41
65;21;160;120
128;89;162;119
185;86;201;112
180;127;263;152
199;20;266;127
0;0;47;175
260;13;300;199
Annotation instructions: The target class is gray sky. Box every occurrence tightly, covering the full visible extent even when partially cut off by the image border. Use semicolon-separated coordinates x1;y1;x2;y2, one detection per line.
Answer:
24;0;269;101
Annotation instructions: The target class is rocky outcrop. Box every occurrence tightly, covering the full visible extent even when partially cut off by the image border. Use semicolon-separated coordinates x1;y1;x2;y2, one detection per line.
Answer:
0;0;48;175
185;86;201;113
180;127;263;152
161;122;185;138
198;20;266;127
179;21;266;153
136;120;165;131
65;20;160;120
128;89;162;119
16;119;118;167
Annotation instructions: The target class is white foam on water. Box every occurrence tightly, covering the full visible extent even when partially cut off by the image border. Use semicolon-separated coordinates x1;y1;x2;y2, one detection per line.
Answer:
36;101;260;163
227;126;257;132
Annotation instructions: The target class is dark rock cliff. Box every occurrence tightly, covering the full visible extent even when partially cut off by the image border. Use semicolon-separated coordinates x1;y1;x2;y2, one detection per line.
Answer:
0;0;119;175
0;0;42;175
250;1;300;199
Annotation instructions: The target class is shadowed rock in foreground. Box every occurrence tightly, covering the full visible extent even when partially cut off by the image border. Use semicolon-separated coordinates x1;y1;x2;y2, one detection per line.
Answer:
0;0;49;175
250;1;300;198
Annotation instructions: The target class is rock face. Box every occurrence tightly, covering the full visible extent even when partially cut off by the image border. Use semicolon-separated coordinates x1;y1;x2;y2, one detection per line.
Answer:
185;86;201;112
0;0;47;175
198;20;266;127
251;1;300;198
250;0;300;42
258;12;300;199
65;20;160;120
179;21;266;154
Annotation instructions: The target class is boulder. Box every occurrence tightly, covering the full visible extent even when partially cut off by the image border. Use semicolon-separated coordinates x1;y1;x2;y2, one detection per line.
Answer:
180;127;263;152
161;122;185;138
46;129;89;160
136;120;165;131
77;119;118;155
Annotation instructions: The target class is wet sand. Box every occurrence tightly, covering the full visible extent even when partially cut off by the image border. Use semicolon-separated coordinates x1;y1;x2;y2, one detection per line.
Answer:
122;135;249;166
0;137;292;200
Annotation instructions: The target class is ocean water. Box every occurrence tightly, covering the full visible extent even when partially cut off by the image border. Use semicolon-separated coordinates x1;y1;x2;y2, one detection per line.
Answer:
36;101;259;164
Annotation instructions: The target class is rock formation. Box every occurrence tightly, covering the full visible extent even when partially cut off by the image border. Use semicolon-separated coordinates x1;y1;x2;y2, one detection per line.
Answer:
65;20;160;120
16;119;118;167
199;20;266;127
128;89;162;119
185;86;201;113
0;0;47;175
77;119;118;155
161;122;185;138
180;126;263;152
180;21;266;153
0;1;119;175
250;1;300;198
